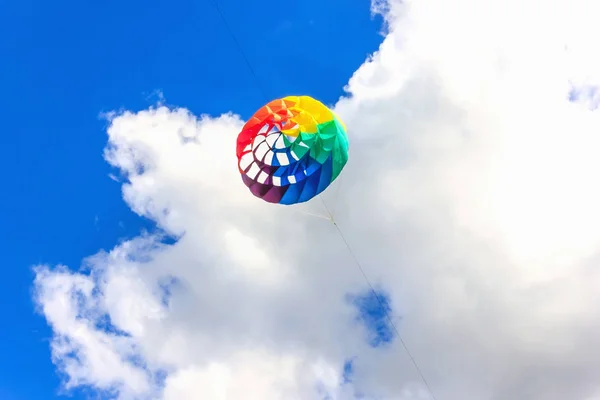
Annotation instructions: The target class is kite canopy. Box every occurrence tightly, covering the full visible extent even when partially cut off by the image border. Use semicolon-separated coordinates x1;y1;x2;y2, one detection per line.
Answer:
236;95;349;205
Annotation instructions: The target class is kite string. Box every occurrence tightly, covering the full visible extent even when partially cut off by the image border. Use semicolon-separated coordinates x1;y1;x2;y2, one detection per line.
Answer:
330;218;439;400
210;3;438;399
320;196;438;399
293;207;332;221
209;0;270;102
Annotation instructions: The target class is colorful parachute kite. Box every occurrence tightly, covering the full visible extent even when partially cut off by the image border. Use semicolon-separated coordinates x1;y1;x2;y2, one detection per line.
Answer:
236;95;349;205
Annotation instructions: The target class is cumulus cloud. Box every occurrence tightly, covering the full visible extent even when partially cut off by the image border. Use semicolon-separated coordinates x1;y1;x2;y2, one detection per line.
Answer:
33;0;600;399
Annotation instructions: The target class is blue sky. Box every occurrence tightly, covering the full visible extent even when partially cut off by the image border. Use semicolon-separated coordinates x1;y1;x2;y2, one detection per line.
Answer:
1;0;389;398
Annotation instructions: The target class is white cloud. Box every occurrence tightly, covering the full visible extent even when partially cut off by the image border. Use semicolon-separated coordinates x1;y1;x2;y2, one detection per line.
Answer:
33;0;600;398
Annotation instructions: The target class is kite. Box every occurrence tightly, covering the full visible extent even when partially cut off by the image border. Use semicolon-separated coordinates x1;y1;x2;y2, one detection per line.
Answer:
236;95;349;205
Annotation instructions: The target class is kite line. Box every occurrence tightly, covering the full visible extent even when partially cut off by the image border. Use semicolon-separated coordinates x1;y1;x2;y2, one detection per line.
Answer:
209;1;439;399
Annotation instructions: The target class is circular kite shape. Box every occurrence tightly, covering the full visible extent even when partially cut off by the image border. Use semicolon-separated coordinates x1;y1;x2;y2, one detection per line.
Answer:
236;95;349;205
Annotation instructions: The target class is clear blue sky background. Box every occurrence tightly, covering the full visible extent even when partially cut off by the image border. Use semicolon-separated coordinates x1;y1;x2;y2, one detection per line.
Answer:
1;0;386;398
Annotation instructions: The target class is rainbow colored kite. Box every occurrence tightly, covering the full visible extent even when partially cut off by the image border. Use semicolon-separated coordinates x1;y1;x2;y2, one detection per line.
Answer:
236;95;349;204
